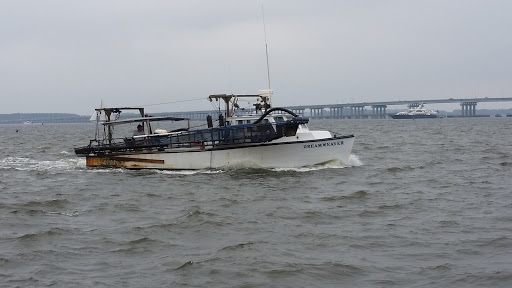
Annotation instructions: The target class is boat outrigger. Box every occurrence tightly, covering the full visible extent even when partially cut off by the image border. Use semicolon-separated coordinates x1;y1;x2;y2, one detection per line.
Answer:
75;90;355;169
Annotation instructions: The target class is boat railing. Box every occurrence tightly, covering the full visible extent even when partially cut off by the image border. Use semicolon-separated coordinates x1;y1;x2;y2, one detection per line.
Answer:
75;120;304;156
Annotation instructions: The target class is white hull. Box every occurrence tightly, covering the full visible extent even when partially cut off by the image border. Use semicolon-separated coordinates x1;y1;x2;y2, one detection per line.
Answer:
86;136;354;170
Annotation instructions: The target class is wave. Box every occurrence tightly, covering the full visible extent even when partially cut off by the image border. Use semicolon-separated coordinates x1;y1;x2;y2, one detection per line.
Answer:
16;228;69;241
146;209;231;229
321;190;369;201
134;208;220;231
113;203;142;212
44;211;79;217
7;208;79;217
1;198;79;217
451;272;512;287
480;236;512;248
218;241;255;252
358;209;383;217
377;203;405;210
24;199;70;208
174;260;194;271
255;261;364;279
1;198;68;210
424;263;453;272
109;237;169;254
438;220;459;227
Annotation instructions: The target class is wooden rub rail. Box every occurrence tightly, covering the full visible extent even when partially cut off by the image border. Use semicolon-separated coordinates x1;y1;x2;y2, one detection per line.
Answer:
110;157;165;164
86;156;164;167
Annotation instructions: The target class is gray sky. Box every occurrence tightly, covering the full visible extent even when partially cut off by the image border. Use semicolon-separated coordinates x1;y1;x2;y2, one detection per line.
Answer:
1;0;511;114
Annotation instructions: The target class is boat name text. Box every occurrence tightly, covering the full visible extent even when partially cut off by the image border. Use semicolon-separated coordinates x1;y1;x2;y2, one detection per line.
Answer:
303;141;344;149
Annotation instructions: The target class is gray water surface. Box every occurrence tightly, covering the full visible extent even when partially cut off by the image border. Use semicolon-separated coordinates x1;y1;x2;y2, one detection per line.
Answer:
1;118;511;287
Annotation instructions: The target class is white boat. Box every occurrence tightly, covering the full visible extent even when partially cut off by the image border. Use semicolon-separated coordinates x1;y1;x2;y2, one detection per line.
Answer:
391;103;440;119
89;100;108;122
74;90;355;170
23;121;32;124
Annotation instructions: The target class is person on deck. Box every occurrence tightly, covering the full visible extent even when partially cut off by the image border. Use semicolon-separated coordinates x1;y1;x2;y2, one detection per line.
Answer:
133;124;145;136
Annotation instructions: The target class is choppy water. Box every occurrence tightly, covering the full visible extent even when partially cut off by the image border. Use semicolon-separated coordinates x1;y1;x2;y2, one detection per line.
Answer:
1;118;511;287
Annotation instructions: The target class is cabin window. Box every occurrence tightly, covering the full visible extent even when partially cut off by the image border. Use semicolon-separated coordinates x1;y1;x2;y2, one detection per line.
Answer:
246;120;251;124
237;120;244;125
274;116;285;123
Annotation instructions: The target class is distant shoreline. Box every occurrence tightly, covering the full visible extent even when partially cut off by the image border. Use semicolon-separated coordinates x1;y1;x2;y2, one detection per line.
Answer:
1;110;511;124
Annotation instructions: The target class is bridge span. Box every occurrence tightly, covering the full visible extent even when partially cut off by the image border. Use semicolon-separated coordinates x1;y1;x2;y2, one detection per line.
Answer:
284;97;512;119
163;97;512;120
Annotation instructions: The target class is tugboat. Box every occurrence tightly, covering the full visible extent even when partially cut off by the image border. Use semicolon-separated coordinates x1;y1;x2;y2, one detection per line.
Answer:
75;90;355;170
391;103;440;119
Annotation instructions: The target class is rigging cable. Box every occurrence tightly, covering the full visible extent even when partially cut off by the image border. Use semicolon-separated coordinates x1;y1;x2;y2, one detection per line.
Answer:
134;97;205;108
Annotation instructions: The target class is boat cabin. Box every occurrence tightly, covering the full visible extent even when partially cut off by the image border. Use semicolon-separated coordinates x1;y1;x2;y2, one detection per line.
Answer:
75;102;309;157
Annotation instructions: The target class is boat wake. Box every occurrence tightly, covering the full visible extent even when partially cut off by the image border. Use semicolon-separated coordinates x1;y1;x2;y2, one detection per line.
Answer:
0;157;85;172
0;157;139;174
348;154;363;166
156;169;225;175
0;154;362;174
271;154;362;172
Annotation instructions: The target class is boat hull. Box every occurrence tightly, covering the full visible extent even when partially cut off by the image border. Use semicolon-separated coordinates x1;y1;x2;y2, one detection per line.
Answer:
85;136;355;170
390;114;439;119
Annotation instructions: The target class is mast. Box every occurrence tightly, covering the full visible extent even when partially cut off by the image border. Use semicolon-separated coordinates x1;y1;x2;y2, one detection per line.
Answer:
262;3;271;90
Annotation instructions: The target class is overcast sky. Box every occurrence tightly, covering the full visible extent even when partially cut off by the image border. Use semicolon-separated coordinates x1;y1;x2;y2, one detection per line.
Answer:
1;0;511;114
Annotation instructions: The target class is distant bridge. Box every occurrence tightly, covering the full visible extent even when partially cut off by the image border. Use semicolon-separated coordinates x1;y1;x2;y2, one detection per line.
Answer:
5;97;511;124
284;97;512;118
165;97;512;120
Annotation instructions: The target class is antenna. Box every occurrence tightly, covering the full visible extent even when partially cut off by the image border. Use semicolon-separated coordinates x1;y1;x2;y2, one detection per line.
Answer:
262;3;271;89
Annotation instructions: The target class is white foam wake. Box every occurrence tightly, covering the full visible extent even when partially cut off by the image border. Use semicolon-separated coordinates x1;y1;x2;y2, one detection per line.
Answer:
271;154;363;172
348;154;363;166
0;157;86;171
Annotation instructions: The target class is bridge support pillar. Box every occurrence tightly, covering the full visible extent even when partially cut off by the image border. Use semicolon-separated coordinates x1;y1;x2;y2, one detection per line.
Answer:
310;108;325;118
291;108;305;116
371;105;387;119
350;106;365;118
329;107;343;118
461;101;477;116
